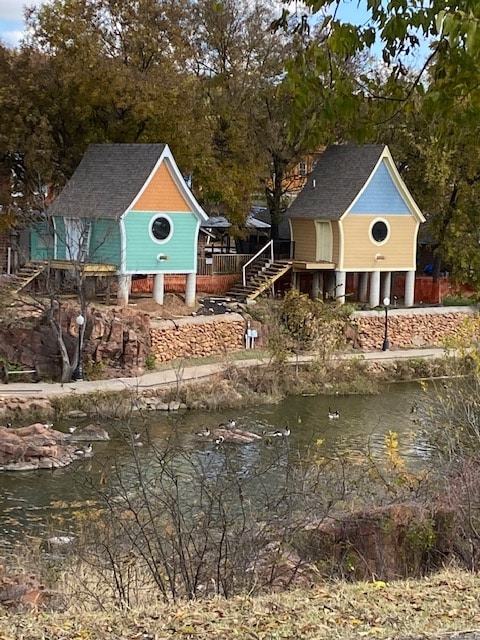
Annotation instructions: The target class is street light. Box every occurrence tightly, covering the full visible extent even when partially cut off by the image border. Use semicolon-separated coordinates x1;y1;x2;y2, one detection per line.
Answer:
382;297;390;351
72;314;85;381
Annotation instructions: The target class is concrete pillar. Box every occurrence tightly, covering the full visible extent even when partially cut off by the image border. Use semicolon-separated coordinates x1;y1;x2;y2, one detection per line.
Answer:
292;271;299;290
358;272;368;302
153;273;165;305
381;271;392;302
185;272;196;307
369;270;380;308
405;269;415;307
335;270;346;304
312;272;320;299
117;274;131;307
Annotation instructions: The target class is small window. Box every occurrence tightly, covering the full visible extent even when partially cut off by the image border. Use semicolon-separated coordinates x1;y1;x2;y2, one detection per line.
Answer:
151;216;172;242
298;162;307;177
371;220;389;243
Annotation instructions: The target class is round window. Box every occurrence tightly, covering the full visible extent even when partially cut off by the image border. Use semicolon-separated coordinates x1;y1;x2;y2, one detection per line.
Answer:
371;220;388;243
151;216;171;242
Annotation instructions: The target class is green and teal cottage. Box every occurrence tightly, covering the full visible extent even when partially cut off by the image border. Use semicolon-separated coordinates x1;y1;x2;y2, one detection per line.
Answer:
31;144;208;306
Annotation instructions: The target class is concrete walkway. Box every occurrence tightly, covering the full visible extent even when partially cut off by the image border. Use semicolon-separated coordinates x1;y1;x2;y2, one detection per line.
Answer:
0;347;451;399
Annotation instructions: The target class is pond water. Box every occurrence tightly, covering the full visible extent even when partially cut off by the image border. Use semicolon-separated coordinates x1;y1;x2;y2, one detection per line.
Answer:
0;380;438;543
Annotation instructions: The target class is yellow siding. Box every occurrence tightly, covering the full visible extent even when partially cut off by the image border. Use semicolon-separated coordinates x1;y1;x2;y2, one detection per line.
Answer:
291;219;317;261
341;215;418;270
132;163;190;212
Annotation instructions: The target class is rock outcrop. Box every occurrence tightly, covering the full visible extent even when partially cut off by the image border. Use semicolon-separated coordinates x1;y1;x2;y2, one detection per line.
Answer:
0;423;95;471
0;304;152;381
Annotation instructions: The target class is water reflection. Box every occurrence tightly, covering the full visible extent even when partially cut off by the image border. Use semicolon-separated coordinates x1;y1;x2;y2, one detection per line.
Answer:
0;381;436;542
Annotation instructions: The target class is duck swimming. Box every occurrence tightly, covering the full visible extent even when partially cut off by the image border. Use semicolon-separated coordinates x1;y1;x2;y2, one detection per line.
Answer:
195;427;211;437
74;443;93;456
264;426;291;438
328;408;340;419
218;419;236;430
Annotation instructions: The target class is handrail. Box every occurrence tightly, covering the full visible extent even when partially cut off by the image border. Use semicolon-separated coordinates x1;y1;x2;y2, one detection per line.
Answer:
242;240;274;287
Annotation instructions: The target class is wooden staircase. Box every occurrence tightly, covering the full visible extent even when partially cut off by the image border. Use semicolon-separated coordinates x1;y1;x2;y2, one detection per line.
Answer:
227;259;292;302
12;262;47;294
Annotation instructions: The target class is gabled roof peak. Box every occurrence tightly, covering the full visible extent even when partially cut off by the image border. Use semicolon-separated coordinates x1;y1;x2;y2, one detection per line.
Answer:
286;143;390;220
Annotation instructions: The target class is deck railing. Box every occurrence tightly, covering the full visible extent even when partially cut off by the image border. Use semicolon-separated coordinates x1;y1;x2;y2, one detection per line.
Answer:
242;240;274;286
197;253;253;276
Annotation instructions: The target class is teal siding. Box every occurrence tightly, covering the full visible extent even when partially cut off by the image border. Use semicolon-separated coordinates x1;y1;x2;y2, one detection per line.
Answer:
123;210;198;272
54;217;67;260
90;219;120;265
30;220;55;261
350;161;410;215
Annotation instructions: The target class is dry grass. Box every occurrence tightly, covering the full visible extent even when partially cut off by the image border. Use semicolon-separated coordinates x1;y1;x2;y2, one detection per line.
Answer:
2;568;480;639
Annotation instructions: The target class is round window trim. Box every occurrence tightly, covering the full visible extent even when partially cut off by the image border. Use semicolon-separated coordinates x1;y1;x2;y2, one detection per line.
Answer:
150;215;173;243
370;218;390;245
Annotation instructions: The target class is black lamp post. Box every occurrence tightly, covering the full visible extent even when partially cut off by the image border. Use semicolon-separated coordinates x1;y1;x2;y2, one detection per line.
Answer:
382;296;390;351
72;314;85;381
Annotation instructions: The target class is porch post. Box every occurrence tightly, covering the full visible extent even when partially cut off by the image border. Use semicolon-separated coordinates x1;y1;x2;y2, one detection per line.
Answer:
369;270;380;308
404;270;415;307
381;271;392;302
117;274;131;307
335;270;346;304
185;272;196;307
153;273;165;305
312;272;320;299
292;271;299;290
358;272;368;302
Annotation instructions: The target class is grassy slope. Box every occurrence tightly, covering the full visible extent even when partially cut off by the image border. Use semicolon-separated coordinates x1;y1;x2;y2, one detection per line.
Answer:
2;569;480;639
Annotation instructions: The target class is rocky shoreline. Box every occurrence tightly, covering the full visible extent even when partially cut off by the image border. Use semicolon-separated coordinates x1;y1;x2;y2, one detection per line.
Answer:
0;422;109;471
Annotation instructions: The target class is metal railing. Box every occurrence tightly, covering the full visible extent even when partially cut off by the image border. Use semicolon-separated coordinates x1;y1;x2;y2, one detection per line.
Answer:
197;253;253;276
242;240;274;286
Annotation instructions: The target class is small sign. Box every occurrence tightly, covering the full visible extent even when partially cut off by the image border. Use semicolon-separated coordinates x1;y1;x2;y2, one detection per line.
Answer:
206;257;213;265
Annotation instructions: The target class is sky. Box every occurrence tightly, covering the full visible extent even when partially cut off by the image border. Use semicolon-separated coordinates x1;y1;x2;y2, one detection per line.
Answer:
0;0;28;47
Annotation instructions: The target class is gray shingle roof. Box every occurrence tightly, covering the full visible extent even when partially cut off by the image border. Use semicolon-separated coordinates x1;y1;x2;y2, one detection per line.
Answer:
286;143;386;220
48;143;167;219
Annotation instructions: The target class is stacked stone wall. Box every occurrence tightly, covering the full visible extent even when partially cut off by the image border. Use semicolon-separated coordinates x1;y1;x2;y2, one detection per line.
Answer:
150;314;246;363
352;307;479;351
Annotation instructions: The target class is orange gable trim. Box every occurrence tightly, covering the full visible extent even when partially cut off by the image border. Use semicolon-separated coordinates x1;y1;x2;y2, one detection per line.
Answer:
131;162;191;212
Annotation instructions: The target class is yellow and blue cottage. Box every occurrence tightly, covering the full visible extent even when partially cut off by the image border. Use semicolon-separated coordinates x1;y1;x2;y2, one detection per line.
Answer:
30;144;208;306
286;143;425;307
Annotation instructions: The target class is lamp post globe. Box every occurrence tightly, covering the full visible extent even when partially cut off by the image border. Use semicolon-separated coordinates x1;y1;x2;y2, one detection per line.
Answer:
382;297;390;351
72;314;85;381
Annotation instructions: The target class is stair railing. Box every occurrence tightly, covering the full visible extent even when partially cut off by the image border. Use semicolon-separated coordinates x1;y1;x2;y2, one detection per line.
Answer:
242;240;274;287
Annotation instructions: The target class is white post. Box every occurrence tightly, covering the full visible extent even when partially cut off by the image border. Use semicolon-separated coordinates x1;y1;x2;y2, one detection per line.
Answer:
369;270;380;308
358;272;368;302
312;272;320;299
153;273;165;305
381;271;392;302
185;272;196;307
117;274;131;307
405;269;415;307
292;271;298;290
335;270;346;304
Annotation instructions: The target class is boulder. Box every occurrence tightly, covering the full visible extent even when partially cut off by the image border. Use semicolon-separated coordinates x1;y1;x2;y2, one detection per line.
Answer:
0;424;87;471
66;423;110;442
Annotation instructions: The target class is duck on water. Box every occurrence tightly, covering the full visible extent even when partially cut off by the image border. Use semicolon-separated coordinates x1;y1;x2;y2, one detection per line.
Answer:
263;427;291;438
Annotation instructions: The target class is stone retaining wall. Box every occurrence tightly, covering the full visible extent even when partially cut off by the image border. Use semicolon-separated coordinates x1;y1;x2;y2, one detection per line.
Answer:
352;306;479;351
150;313;247;363
149;307;479;363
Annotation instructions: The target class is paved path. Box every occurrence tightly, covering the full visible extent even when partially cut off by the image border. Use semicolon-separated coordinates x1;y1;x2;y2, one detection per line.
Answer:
0;347;451;399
